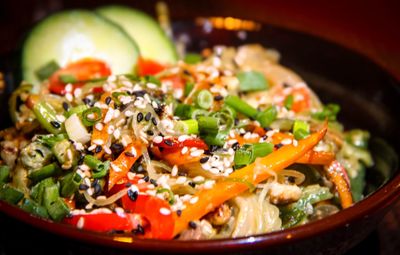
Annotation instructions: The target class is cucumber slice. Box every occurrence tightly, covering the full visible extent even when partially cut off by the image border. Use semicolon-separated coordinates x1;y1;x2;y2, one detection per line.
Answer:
22;10;139;87
96;5;178;64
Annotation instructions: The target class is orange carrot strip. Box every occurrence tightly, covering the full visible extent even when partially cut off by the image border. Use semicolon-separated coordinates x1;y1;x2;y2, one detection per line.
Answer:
173;123;327;236
325;160;353;209
108;143;143;190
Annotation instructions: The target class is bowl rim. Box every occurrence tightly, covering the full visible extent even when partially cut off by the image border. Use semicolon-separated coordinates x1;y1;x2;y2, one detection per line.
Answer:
1;172;399;253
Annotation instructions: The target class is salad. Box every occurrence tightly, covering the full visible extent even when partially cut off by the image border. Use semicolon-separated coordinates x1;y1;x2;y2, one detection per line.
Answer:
0;6;374;240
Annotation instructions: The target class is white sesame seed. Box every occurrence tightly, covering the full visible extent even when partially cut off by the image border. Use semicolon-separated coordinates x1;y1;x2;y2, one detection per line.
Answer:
65;93;73;102
107;125;115;134
146;190;157;196
147;184;155;189
203;180;215;189
65;84;73;92
281;138;292;145
181;146;188;155
293;139;299;147
56;114;66;123
153;136;163;144
113;129;121;139
171;165;178;177
95;122;104;131
111;163;122;172
104;108;114;123
74;88;82;98
127;172;136;180
138;179;145;184
189;196;199;204
190;149;204;157
74;142;84;151
115;207;125;217
190;147;198;152
80;164;90;171
104;146;112;155
130;146;137;157
147;83;158;89
84;177;91;187
88;144;97;151
93;139;104;145
178;135;189;142
130;184;139;193
113;109;121;119
176;176;187;184
193;176;205;183
181;194;193;202
77;217;85;229
124;110;134;117
227;139;238;145
243;132;252;140
159;207;171;215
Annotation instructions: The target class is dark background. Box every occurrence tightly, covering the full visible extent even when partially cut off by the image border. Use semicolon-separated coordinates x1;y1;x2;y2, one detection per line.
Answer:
0;0;399;254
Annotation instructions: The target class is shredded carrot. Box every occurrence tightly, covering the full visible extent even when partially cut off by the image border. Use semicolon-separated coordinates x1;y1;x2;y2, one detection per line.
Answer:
108;142;142;190
173;123;327;236
325;160;353;209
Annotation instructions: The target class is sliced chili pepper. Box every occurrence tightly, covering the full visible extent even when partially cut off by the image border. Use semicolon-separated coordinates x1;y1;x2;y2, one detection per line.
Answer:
137;57;166;76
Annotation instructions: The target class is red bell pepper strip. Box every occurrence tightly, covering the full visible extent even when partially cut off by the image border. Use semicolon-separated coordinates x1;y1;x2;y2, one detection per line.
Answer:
324;160;353;209
64;213;144;232
121;194;175;240
48;59;111;95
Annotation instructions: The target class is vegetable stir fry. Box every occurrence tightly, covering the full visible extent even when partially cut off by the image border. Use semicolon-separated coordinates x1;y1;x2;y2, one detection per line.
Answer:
0;7;374;240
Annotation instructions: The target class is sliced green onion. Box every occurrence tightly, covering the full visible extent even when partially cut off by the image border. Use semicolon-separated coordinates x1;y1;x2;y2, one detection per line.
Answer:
221;105;237;118
293;120;310;140
224;95;258;119
237;71;268;92
184;82;194;97
284;95;294;110
211;111;234;133
82;107;102;126
0;165;10;183
234;146;253;166
37;133;68;148
43;185;69;221
30;177;55;205
84;155;110;178
35;60;60;81
175;119;199;135
184;53;202;64
252;142;274;158
52;139;76;167
256;105;277;128
312;103;341;121
28;163;61;183
59;74;77;84
198;116;219;135
20;198;49;218
174;104;194;119
0;185;24;204
65;105;89;118
196;90;214;109
33;101;64;134
156;188;175;205
190;109;209;120
60;172;82;197
203;133;227;146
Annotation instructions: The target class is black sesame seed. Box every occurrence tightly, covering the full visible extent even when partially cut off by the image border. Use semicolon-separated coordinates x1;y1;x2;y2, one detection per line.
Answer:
164;139;173;146
127;189;138;201
214;95;223;101
274;143;284;149
150;179;158;187
105;96;112;105
263;127;272;131
131;90;147;97
124;152;136;157
95;145;102;153
176;209;182;217
183;69;191;76
78;154;85;165
91;179;99;187
93;183;102;195
188;221;197;229
62;102;69;111
146;130;154;136
125;182;132;187
232;142;240;151
50;121;61;129
288;176;296;183
203;150;212;155
234;118;240;126
143;176;150;182
159;147;164;152
209;145;219;152
199;157;209;164
262;135;268;140
78;184;89;190
137;112;144;123
82;98;91;105
144;112;152;121
283;82;291;88
133;224;145;235
188;181;196;188
151;117;158;125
